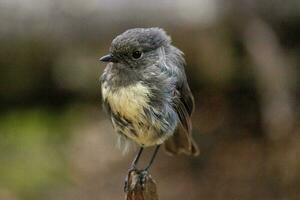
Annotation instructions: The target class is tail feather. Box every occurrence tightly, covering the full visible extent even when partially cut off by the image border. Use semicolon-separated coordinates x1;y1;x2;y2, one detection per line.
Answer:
164;126;199;156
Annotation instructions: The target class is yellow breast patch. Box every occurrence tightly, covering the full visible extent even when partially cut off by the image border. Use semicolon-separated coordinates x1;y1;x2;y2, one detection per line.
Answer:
102;82;150;120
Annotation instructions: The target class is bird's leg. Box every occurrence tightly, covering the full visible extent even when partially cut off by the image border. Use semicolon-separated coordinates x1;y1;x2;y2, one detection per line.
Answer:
131;146;144;169
124;147;144;192
139;145;161;188
144;145;160;171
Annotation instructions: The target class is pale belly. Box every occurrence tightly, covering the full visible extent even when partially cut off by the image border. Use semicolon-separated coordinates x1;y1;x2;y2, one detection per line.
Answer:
102;82;150;119
102;82;169;146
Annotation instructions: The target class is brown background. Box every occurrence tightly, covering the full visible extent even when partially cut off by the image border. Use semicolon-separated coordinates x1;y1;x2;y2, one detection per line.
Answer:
0;0;299;199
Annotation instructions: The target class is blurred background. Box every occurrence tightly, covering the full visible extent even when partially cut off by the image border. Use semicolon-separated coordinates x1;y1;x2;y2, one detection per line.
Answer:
0;0;299;199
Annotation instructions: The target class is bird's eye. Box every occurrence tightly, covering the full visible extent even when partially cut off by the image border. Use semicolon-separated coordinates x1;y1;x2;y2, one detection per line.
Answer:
132;51;142;59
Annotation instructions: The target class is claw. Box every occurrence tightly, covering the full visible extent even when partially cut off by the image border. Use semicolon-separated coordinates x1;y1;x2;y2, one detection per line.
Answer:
124;169;150;192
124;178;129;192
124;167;137;192
139;170;148;190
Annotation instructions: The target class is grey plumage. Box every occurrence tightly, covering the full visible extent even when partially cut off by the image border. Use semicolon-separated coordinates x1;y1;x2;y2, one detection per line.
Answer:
100;27;199;156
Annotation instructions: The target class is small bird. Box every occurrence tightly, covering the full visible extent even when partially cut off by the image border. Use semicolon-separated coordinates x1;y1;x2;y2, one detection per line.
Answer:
99;28;199;187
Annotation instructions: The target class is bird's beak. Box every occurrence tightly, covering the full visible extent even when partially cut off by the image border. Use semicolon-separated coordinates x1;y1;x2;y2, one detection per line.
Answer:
99;54;117;63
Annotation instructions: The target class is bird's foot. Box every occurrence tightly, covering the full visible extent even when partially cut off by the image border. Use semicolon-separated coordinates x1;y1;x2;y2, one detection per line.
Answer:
139;169;149;189
124;168;149;192
124;166;137;192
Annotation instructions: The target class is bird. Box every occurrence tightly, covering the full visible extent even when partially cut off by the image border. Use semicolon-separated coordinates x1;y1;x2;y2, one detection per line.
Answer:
99;27;199;189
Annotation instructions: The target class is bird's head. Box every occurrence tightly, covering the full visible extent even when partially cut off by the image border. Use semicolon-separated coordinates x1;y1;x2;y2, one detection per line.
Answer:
100;28;171;69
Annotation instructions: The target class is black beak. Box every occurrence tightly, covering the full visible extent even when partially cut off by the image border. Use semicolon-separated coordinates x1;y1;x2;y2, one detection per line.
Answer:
99;54;116;63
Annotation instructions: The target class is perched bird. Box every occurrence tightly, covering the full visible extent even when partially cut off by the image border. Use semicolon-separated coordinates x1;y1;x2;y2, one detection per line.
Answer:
99;28;199;183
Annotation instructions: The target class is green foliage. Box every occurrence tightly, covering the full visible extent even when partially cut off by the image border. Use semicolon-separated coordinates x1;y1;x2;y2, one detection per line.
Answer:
0;109;72;200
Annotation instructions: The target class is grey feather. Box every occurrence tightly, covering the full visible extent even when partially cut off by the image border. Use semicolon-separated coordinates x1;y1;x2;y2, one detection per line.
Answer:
100;27;199;155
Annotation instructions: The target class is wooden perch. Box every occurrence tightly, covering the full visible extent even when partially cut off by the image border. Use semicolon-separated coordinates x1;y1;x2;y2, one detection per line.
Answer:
125;170;159;200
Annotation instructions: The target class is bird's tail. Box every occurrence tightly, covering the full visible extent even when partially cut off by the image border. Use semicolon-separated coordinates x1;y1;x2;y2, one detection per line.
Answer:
164;126;199;156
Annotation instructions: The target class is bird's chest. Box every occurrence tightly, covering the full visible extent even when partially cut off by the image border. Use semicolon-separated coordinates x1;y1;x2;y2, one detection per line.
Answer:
102;82;150;119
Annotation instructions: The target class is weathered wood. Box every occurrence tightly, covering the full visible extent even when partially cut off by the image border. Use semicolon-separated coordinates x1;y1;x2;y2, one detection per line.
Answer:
125;170;158;200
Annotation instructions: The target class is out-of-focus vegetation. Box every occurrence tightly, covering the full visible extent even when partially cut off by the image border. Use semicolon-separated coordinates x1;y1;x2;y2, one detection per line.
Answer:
0;0;299;200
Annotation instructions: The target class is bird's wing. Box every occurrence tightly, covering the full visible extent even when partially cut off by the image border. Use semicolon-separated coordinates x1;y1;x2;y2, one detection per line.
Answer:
173;82;194;134
164;75;198;156
161;46;194;134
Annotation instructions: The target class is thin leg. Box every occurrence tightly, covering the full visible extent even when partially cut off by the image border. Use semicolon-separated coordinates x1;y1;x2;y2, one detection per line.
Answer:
144;145;160;171
125;146;161;192
131;147;144;168
137;145;161;189
124;147;144;192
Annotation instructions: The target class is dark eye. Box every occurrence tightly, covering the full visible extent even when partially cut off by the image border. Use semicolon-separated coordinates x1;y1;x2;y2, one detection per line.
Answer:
132;51;142;59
